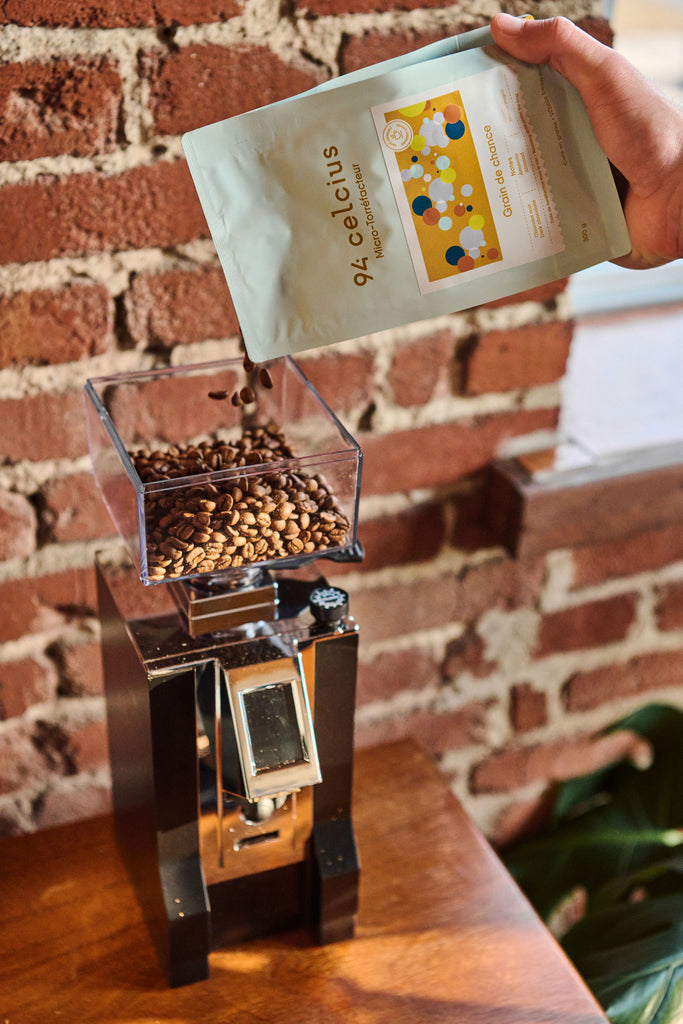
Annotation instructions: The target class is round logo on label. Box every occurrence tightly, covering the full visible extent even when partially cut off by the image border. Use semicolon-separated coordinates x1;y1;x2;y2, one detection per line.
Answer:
382;119;413;152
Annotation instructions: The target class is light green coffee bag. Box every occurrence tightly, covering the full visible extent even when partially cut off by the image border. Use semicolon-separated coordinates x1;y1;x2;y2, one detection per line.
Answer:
182;24;630;363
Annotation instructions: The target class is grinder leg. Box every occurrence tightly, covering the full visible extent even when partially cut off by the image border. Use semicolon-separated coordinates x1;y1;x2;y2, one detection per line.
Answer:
310;631;361;943
97;562;212;987
149;669;212;986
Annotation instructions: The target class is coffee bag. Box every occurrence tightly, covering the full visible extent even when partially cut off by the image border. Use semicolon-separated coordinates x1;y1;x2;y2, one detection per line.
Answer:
182;24;630;362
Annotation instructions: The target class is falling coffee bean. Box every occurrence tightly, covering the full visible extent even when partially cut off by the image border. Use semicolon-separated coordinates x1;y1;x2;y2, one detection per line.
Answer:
258;367;273;390
208;390;229;400
243;355;255;373
239;386;256;405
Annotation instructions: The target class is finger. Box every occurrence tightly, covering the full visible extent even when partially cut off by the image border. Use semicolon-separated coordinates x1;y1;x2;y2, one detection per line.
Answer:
491;14;610;76
490;14;680;195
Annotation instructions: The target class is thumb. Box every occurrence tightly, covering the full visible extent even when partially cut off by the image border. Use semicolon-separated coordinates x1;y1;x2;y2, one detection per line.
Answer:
490;14;616;93
490;14;679;195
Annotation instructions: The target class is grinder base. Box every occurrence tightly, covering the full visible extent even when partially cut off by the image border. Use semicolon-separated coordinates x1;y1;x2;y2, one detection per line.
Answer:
96;549;360;987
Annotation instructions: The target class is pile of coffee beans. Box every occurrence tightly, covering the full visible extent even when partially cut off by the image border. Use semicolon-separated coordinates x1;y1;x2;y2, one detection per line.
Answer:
128;423;350;581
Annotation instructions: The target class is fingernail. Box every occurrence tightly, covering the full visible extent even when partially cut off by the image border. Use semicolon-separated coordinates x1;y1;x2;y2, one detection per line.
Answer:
495;12;526;33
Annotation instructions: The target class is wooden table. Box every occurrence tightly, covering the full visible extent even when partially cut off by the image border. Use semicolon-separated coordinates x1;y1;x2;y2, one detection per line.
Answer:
1;741;608;1023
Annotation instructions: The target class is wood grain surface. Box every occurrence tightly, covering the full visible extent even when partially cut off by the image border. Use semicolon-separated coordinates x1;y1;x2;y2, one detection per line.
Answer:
1;741;608;1023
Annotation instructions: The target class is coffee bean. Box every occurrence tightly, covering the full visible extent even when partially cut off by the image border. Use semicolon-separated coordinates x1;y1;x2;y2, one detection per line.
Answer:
208;390;229;400
277;501;295;520
258;367;273;389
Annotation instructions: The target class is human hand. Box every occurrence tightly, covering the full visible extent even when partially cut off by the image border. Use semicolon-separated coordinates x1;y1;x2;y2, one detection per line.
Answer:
490;13;683;269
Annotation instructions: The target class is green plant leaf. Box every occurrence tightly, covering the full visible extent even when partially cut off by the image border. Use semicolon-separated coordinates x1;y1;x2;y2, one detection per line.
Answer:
563;894;683;1024
504;704;683;921
591;854;683;912
502;704;683;1023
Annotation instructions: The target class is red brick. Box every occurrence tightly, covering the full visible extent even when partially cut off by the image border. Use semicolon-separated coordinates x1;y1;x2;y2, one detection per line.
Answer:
0;809;25;837
143;44;325;136
357;503;446;573
0;161;206;266
0;284;112;368
339;27;462;72
491;790;557;848
34;781;111;830
54;640;104;697
104;368;241;447
563;650;683;711
0;656;59;719
456;554;546;621
355;701;493;757
351;554;543;646
0;567;97;644
28;715;108;778
534;594;637;657
577;16;614;47
297;351;375;417
359;408;558;496
655;580;683;632
0;0;242;26
357;647;439;705
484;278;569;309
41;472;113;543
0;489;37;559
0;580;61;645
388;329;455;407
0;390;87;463
470;728;652;794
442;628;495;681
67;718;109;774
449;474;496;552
0;721;50;796
571;524;683;589
488;457;683;560
510;682;548;732
0;57;121;161
124;266;238;349
464;321;573;396
353;575;460;646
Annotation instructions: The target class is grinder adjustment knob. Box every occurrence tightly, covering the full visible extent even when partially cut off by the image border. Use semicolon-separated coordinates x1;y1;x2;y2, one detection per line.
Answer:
309;586;349;627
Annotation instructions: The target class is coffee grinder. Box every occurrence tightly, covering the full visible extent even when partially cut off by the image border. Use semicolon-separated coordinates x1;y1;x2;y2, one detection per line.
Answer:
85;357;363;987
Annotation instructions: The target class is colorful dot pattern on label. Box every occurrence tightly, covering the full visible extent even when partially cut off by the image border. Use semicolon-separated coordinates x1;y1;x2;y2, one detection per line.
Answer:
384;91;502;281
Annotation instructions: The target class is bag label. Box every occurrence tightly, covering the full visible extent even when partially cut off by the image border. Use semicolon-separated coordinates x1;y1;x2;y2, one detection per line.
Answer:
372;64;565;294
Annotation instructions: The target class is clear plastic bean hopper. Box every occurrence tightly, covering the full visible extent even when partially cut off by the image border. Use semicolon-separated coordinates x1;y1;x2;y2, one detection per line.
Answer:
85;357;363;987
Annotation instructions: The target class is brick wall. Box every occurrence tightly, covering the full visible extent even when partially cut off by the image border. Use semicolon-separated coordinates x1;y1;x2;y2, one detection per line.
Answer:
1;0;681;843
